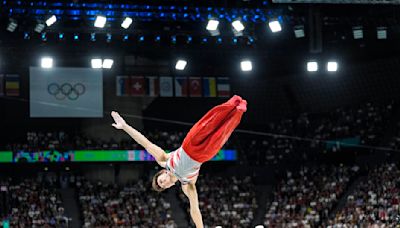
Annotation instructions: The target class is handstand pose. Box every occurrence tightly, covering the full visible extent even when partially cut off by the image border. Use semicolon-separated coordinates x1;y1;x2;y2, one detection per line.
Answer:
111;95;247;228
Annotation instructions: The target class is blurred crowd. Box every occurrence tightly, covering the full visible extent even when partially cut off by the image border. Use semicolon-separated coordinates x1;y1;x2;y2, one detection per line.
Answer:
238;101;394;165
76;177;177;227
0;178;66;227
264;165;359;227
328;163;400;227
4;130;186;152
179;175;258;228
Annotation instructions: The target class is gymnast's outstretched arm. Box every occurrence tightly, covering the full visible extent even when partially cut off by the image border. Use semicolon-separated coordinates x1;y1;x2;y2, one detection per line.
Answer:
182;183;204;228
111;111;168;166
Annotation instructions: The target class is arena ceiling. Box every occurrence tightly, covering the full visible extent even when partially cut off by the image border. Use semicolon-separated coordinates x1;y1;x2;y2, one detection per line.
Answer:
272;0;400;4
1;0;400;69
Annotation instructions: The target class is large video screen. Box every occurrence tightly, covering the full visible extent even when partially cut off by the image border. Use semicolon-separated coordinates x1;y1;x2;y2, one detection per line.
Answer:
4;149;237;163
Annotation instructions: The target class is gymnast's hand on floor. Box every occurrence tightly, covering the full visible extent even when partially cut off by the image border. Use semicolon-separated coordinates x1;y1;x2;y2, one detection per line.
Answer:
111;111;127;129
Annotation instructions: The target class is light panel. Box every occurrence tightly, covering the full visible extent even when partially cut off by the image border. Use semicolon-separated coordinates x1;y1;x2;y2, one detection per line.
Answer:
353;26;363;39
307;61;318;72
102;59;114;69
175;60;187;70
45;15;57;26
121;17;133;29
327;61;338;72
294;25;305;38
91;59;102;69
241;60;252;72
94;16;107;28
377;27;387;39
41;57;53;68
232;20;245;32
206;19;219;31
7;19;18;32
269;20;282;33
34;23;45;33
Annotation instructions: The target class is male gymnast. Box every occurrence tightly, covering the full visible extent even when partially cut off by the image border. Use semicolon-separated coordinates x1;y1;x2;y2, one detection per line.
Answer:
111;95;247;228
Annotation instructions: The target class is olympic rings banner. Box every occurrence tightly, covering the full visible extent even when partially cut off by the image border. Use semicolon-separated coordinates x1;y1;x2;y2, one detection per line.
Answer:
30;67;103;117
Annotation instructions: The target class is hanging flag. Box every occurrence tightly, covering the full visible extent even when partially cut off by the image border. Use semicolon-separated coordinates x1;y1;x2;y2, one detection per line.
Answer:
5;74;20;97
130;76;145;96
145;76;160;97
174;77;188;97
202;77;217;97
159;77;173;97
217;77;231;97
0;74;4;96
116;76;130;96
189;77;202;97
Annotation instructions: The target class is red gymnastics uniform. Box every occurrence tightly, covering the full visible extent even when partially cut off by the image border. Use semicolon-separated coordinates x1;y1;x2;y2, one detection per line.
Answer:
166;95;247;184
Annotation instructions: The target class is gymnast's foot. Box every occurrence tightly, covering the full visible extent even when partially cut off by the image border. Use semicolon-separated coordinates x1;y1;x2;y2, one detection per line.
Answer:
237;99;247;112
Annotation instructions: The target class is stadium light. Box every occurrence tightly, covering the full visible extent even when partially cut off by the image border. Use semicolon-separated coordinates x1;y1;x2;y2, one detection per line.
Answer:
377;27;387;39
94;15;107;28
207;19;219;31
207;19;220;36
232;20;245;32
45;15;57;26
327;61;338;72
34;22;46;33
6;19;18;32
175;60;187;70
269;20;282;33
41;57;53;68
352;26;363;39
294;25;305;38
307;61;318;72
241;60;252;72
121;17;133;29
91;59;102;69
102;59;114;69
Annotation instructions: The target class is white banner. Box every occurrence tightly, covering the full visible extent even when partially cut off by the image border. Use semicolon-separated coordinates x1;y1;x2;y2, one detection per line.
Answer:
30;67;103;117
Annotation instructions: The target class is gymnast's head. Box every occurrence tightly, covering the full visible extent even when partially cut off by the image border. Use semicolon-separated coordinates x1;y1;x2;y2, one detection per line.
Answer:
152;169;176;192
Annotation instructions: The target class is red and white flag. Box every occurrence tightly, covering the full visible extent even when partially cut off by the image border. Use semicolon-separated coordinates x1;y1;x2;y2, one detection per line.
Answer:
130;76;145;96
189;77;202;97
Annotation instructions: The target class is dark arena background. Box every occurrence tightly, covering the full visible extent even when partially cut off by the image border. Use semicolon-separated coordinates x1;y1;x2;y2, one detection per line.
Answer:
1;0;400;227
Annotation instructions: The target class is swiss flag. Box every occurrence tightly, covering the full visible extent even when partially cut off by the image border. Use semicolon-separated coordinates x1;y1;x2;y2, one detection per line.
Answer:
130;76;145;96
189;77;202;97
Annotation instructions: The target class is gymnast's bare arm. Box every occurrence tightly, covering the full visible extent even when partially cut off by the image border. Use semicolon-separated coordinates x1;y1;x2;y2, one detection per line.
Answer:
182;182;204;228
111;111;169;167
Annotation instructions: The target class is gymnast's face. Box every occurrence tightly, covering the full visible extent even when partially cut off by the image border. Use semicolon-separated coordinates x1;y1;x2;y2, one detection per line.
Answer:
157;170;175;189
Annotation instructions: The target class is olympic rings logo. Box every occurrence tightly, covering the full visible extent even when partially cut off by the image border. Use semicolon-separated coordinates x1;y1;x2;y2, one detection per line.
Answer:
47;83;86;100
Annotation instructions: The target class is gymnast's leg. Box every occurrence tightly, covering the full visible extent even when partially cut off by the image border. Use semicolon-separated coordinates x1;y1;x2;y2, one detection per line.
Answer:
182;95;247;163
